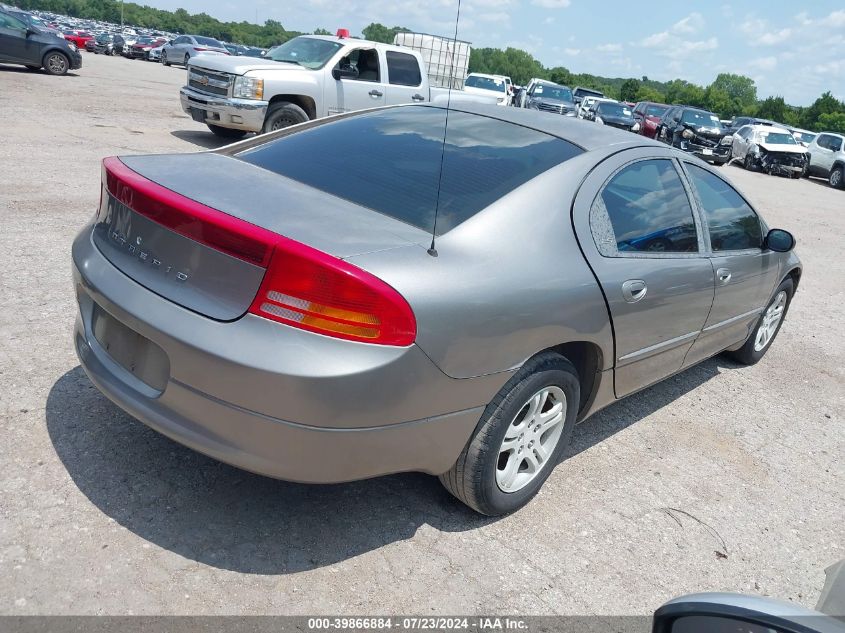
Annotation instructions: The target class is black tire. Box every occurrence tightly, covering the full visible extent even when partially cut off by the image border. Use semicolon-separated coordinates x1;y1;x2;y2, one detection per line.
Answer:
439;353;580;516
183;53;189;66
744;153;756;171
161;51;169;66
42;51;69;76
829;166;844;189
727;278;794;366
207;124;248;139
261;101;309;134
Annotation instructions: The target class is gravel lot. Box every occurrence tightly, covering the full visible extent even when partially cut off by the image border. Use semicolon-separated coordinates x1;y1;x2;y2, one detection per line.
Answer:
1;53;843;616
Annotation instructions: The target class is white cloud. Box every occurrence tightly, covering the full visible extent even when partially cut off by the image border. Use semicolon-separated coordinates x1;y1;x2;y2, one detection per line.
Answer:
478;11;509;22
531;0;570;8
596;43;622;52
640;31;670;47
563;48;580;56
672;12;703;34
543;16;555;24
755;28;792;46
748;56;777;71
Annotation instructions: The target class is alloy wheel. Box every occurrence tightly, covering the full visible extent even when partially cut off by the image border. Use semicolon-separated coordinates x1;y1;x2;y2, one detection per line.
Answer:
831;168;842;188
46;53;67;74
754;291;787;352
495;386;566;493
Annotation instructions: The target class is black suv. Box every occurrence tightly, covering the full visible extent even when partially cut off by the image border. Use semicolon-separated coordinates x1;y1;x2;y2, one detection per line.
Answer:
0;6;81;74
657;106;732;166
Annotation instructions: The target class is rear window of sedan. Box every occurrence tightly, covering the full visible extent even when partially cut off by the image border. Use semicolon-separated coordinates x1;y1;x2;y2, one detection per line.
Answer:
195;36;223;47
236;106;582;235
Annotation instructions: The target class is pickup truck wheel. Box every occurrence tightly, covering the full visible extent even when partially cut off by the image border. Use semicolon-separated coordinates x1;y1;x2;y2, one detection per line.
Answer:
262;102;309;134
439;353;579;516
727;278;793;366
207;124;247;139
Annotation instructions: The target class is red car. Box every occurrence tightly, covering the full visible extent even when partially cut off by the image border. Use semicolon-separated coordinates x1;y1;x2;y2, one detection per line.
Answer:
128;36;167;59
632;101;671;138
64;30;94;49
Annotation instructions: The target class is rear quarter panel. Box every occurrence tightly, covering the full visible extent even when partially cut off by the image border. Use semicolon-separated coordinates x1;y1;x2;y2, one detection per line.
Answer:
347;154;614;379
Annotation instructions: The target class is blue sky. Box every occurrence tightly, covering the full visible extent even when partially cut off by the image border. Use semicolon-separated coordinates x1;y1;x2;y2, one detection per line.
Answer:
144;0;844;106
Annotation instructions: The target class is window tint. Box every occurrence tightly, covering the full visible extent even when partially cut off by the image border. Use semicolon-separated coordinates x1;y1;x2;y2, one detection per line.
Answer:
594;159;699;254
194;36;223;47
386;51;421;86
237;107;582;235
685;164;762;251
337;48;380;81
0;11;26;29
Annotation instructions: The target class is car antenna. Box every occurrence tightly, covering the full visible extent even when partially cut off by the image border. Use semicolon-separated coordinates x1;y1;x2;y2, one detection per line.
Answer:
428;0;462;258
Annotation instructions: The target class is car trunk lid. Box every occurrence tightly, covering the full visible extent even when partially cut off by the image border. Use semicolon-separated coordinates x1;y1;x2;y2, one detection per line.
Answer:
93;154;430;321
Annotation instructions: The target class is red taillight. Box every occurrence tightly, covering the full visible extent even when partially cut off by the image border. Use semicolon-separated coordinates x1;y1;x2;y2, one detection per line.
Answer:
248;242;416;346
193;46;208;52
103;156;273;266
100;157;416;346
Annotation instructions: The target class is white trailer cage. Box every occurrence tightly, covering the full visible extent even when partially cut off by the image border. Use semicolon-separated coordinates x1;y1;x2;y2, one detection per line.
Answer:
393;32;472;90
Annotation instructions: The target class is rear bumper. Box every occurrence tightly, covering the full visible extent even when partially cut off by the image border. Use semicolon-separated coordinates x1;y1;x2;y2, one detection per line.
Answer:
180;86;268;132
71;225;504;482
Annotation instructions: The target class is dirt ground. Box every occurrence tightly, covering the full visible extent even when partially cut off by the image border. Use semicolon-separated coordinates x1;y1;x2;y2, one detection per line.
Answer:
0;53;843;616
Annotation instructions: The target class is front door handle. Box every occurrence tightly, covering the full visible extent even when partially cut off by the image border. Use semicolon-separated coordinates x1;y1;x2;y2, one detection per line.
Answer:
717;268;732;285
368;89;384;98
411;93;426;101
621;279;647;303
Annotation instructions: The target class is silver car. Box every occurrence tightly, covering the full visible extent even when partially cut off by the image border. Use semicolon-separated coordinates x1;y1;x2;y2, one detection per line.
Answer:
161;34;228;67
71;104;801;515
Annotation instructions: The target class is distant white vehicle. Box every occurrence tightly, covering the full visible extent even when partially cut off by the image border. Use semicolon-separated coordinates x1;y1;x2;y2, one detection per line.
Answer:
731;124;809;177
576;96;615;119
463;72;510;106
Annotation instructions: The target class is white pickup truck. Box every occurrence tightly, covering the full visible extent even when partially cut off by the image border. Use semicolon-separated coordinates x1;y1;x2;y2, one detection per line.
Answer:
179;33;495;138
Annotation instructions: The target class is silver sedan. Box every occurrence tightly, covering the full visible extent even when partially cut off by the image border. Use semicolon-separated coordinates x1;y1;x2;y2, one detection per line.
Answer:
71;104;801;515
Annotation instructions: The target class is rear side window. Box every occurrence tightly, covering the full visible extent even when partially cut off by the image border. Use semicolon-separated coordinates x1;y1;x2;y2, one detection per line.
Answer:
237;106;582;235
591;159;699;255
685;164;762;251
0;11;26;29
386;51;422;86
194;36;222;47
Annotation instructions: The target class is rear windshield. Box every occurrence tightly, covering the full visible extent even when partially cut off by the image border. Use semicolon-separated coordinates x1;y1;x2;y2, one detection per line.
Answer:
464;75;507;93
597;103;631;117
645;104;668;117
236;106;582;235
194;36;223;47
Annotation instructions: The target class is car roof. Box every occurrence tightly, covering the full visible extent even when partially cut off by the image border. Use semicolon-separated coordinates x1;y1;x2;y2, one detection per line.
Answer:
424;102;661;152
747;124;791;134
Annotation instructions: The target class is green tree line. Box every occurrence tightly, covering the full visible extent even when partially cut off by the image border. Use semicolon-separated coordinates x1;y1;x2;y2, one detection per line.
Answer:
359;27;845;132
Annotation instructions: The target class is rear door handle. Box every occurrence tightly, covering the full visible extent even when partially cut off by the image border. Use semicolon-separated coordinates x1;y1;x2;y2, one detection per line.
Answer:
621;279;647;303
368;89;384;98
717;268;732;285
411;93;425;101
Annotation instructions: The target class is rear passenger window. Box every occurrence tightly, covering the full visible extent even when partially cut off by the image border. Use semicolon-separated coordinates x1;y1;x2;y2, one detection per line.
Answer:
591;159;699;256
685;164;762;251
386;51;422;86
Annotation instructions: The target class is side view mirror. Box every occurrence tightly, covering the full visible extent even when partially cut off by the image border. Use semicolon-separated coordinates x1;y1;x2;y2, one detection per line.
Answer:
332;65;359;80
652;593;842;633
764;228;795;252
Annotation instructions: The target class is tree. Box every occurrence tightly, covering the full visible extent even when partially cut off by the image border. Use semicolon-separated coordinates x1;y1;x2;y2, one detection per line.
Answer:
547;66;571;86
361;22;409;44
755;96;788;122
312;28;331;35
800;91;845;130
635;85;665;103
817;112;845;133
665;79;706;108
620;78;641;102
708;73;757;110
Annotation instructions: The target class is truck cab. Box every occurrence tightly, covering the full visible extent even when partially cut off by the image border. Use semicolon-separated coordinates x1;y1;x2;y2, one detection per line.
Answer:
180;34;474;138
